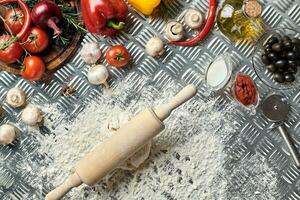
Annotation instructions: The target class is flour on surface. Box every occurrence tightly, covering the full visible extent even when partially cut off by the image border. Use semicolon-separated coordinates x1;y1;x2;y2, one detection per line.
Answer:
18;74;279;200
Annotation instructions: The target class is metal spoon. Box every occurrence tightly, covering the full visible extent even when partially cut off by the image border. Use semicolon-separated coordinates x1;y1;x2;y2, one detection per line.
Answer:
261;94;300;167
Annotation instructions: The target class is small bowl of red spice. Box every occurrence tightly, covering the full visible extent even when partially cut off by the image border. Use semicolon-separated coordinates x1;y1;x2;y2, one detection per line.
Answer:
232;73;259;112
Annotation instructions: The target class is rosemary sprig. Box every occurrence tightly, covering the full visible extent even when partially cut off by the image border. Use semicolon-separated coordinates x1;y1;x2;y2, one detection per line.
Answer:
23;0;39;9
54;34;70;46
62;13;87;34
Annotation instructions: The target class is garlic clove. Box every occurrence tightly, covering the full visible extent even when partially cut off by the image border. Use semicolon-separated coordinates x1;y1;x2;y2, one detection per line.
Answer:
21;105;43;126
184;9;203;29
87;65;109;86
164;21;185;42
145;37;165;57
6;88;26;108
0;124;16;145
80;42;102;64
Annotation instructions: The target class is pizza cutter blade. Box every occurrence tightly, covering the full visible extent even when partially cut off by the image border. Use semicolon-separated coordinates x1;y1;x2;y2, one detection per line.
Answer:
261;94;300;168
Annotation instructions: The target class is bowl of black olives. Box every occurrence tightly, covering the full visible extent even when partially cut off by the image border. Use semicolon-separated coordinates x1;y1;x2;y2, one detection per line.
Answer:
252;28;300;90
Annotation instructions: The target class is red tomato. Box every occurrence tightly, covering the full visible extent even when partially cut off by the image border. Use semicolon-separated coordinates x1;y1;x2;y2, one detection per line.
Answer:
22;56;45;81
105;45;130;67
23;27;49;53
4;8;24;35
0;35;23;64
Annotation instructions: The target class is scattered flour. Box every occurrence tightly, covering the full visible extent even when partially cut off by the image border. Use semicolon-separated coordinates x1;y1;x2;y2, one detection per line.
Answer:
15;74;279;200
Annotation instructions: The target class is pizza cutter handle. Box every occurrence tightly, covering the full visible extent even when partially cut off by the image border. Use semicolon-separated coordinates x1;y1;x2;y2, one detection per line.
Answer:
278;125;300;168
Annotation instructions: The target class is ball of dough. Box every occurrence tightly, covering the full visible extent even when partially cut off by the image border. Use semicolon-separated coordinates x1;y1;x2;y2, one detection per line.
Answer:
0;124;16;145
21;105;43;126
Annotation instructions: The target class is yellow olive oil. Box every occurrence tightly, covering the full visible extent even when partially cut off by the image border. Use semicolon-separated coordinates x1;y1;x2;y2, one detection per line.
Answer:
217;0;265;42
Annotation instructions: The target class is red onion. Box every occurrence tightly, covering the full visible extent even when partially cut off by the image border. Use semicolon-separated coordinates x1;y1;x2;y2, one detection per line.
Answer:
31;0;62;35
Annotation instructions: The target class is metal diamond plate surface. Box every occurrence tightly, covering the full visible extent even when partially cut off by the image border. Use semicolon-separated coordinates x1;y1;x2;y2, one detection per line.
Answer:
1;0;300;199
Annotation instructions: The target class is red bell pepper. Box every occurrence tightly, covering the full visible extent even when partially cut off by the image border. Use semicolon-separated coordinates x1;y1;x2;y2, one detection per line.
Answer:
81;0;128;36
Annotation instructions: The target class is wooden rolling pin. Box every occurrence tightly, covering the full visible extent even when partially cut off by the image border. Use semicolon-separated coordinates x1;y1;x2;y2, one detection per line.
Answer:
45;84;197;200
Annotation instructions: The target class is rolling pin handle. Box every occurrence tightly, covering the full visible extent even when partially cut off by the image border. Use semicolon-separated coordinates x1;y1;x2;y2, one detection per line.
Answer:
45;173;83;200
154;84;197;121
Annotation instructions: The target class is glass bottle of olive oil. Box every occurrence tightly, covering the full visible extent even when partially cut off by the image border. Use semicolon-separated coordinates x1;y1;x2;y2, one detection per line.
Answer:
217;0;265;43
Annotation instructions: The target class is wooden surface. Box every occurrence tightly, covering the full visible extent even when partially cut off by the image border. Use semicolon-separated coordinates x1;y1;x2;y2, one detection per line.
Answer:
0;0;82;76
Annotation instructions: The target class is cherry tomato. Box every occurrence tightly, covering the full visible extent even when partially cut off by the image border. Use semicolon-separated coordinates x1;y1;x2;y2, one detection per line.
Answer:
4;8;24;35
0;35;23;64
105;45;130;67
22;56;45;81
23;27;49;53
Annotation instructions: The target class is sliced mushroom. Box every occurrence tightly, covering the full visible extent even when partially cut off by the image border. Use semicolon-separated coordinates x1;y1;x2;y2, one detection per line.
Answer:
184;9;203;29
164;21;185;41
145;37;165;57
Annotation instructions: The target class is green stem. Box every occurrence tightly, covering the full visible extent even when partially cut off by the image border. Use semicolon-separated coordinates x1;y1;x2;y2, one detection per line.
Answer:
107;20;125;30
0;36;18;50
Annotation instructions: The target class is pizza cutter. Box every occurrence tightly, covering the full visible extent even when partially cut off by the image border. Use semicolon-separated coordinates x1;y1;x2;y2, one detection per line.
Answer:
261;94;300;167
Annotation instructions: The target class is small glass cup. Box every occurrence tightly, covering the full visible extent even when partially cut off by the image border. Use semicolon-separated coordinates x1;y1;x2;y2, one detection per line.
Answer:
205;53;233;92
231;72;260;114
252;28;300;90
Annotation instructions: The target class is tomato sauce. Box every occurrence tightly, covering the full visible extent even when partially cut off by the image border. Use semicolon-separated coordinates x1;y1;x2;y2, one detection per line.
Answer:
234;73;257;106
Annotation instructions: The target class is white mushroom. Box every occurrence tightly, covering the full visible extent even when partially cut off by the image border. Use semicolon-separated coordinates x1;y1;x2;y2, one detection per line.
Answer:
80;42;102;64
164;21;185;41
184;9;203;29
145;37;165;57
87;64;109;87
6;88;26;108
21;105;43;126
0;124;16;145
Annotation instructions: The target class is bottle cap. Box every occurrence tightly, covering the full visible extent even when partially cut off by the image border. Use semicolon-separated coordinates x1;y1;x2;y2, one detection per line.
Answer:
244;0;262;18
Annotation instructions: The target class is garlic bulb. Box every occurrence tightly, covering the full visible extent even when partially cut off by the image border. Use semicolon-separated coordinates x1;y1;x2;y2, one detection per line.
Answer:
164;21;185;41
87;64;109;86
80;42;102;64
145;37;165;57
184;9;203;29
0;124;16;145
6;87;26;108
21;105;43;126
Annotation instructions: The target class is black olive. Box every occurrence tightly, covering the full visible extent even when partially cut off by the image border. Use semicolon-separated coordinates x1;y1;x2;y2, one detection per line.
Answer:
264;47;272;54
267;36;279;46
266;64;277;73
268;52;279;62
292;38;300;45
275;60;288;69
288;60;298;68
287;51;297;60
281;51;288;59
274;73;285;83
283;41;293;50
261;55;271;65
278;65;286;73
272;43;283;52
293;46;300;56
288;66;297;74
285;73;295;82
283;36;291;42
